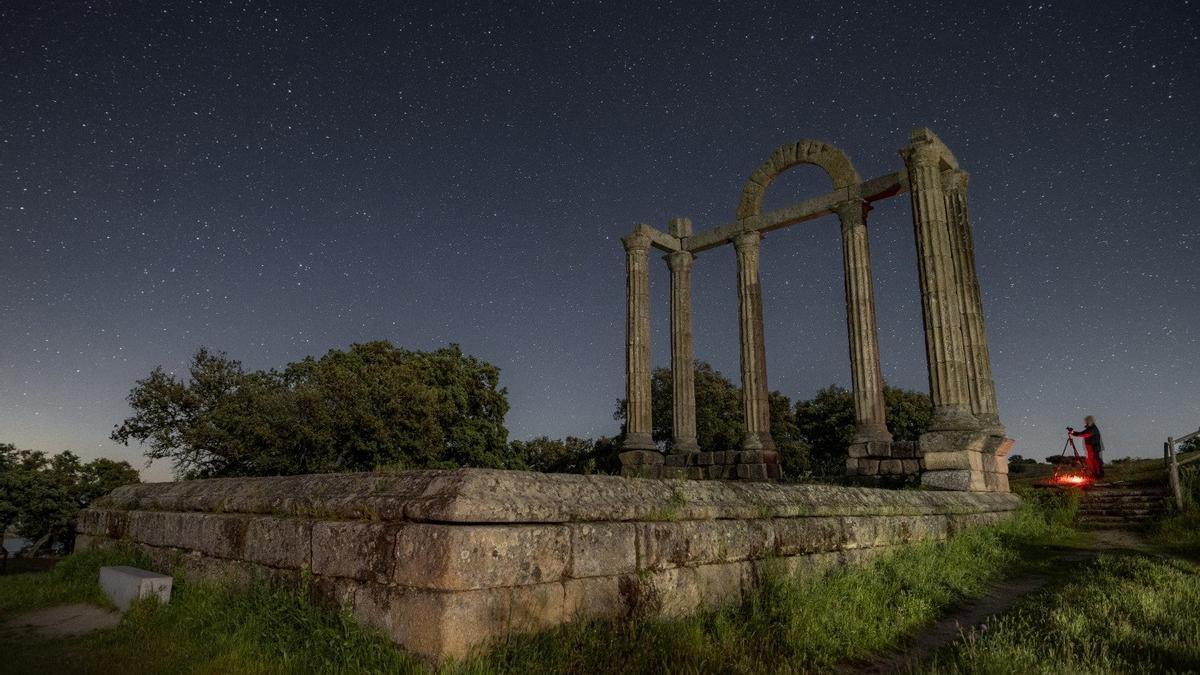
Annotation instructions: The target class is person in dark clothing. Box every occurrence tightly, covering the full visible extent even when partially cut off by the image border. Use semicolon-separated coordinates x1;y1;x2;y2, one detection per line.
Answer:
1069;416;1105;479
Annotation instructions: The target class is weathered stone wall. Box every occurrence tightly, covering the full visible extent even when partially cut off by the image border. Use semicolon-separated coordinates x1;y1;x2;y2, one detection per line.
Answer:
76;469;1020;661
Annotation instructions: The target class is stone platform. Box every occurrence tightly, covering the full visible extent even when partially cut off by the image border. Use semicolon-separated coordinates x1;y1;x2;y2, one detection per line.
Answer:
77;469;1020;661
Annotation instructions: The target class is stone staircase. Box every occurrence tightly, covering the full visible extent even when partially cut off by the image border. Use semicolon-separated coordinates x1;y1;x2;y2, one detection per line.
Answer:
1076;482;1169;528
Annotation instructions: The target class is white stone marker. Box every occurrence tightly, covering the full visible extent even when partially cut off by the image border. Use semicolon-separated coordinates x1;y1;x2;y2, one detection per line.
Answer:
99;566;172;611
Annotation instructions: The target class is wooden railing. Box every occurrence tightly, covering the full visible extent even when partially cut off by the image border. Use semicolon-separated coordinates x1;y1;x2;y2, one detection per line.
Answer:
1165;428;1200;510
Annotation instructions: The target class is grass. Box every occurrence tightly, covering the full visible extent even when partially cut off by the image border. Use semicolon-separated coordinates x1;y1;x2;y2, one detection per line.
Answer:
1150;464;1200;558
924;553;1200;673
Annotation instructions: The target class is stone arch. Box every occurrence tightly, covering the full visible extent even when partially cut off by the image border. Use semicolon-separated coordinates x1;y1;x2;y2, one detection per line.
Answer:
735;140;862;221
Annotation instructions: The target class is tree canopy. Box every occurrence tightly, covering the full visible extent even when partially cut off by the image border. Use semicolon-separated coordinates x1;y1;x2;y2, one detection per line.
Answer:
112;341;511;479
1;443;139;556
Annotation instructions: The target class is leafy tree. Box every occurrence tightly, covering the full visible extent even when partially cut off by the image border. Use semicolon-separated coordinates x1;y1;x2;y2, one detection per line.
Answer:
508;436;622;475
1180;435;1200;455
0;445;139;557
794;386;858;475
795;385;934;475
112;341;511;479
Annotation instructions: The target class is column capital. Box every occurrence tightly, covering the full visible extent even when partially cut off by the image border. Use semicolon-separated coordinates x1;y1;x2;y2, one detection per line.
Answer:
833;198;868;223
941;168;969;193
666;249;694;271
732;230;761;251
622;229;652;252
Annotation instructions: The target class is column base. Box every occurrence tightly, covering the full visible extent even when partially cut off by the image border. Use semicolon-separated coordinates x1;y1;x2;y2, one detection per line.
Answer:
929;406;981;432
919;429;1014;492
621;432;656;451
670;438;700;453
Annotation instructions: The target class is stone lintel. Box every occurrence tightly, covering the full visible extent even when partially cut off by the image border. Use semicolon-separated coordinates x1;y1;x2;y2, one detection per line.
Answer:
685;172;909;253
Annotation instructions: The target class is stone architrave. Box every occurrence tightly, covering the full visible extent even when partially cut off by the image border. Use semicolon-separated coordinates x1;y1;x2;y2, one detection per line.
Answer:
835;198;892;453
943;170;1002;433
733;231;773;452
901;134;977;432
667;243;699;453
621;229;655;452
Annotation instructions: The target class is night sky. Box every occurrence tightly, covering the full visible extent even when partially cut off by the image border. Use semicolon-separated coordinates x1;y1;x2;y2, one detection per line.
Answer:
2;2;1197;481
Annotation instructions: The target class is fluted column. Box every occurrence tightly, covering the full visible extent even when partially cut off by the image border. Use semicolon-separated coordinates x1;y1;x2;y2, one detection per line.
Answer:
835;199;892;444
622;229;654;450
667;249;699;452
943;170;1003;432
733;231;773;451
902;142;978;431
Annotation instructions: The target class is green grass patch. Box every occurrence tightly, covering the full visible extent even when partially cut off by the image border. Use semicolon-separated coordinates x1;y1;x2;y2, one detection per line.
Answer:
923;553;1200;673
0;544;150;615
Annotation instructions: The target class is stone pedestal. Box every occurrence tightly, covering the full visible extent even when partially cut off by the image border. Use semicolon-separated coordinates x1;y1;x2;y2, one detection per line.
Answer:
919;430;1013;492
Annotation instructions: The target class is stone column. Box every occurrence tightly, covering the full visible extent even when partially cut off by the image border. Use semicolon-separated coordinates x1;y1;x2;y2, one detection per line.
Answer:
733;231;773;452
835;199;892;447
667;247;699;454
901;142;977;432
943;170;1002;433
621;229;655;451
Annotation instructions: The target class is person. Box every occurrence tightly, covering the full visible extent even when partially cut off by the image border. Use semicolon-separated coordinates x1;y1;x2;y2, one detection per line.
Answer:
1069;416;1105;479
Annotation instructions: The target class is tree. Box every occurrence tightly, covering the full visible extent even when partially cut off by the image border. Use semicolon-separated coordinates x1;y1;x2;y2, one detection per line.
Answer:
112;341;511;478
794;386;857;475
795;385;934;475
508;436;622;475
0;445;139;557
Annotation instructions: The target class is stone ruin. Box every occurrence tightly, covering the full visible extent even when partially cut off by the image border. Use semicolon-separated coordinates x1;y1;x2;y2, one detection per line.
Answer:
618;129;1014;491
75;129;1022;662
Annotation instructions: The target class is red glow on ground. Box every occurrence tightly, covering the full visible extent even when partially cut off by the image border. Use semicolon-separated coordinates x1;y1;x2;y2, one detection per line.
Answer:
1052;473;1092;487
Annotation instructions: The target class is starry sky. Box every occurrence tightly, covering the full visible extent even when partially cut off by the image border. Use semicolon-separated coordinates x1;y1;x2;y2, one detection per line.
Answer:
2;2;1197;481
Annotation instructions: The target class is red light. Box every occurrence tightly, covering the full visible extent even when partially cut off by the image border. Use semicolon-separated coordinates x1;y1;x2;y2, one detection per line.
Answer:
1052;473;1092;487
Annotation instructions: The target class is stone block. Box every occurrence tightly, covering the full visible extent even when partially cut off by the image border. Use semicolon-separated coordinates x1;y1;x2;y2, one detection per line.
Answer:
685;467;705;479
697;452;714;466
354;583;511;662
569;523;636;578
244;516;311;569
984;471;1010;493
394;523;569;590
738;450;764;464
766;463;782;480
564;575;628;621
922;469;987;492
312;521;401;583
922;449;984;472
879;459;905;475
509;581;566;635
762;450;780;465
660;466;687;480
860;459;881;475
637;519;775;570
919;429;990;454
100;565;172;611
982;452;1005;474
902;459;921;474
126;512;248;560
773;517;846;555
619;450;663;466
737;464;768;480
622;465;662;479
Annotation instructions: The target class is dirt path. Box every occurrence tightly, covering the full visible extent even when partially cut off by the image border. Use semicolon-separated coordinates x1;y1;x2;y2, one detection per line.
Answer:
1;603;122;638
843;529;1153;674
